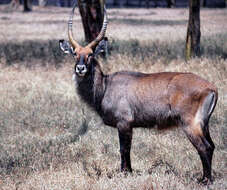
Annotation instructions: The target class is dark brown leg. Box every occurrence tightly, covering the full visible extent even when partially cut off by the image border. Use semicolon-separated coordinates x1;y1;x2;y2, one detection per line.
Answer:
183;123;214;185
199;124;215;184
117;122;133;172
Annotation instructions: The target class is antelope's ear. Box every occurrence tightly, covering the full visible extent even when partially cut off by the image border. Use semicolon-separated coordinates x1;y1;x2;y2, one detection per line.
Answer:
59;39;74;55
94;37;108;57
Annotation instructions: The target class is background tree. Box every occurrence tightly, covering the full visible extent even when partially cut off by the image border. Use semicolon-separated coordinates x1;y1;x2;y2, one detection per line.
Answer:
185;0;201;60
78;0;105;43
139;0;151;8
9;0;20;9
38;0;48;7
145;0;151;8
5;0;20;12
113;0;119;6
24;0;33;12
125;0;129;6
201;0;207;7
166;0;176;7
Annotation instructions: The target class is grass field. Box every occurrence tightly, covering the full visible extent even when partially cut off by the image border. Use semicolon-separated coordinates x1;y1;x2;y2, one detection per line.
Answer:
0;5;227;190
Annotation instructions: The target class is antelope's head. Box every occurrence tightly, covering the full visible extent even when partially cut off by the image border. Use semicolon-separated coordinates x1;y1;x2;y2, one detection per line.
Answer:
59;4;108;77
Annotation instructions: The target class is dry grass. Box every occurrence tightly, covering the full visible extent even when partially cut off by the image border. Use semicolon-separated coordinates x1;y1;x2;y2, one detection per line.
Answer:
0;6;226;42
0;5;227;190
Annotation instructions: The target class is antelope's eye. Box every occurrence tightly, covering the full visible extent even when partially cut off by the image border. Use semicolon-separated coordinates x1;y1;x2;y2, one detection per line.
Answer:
87;53;93;63
75;55;80;61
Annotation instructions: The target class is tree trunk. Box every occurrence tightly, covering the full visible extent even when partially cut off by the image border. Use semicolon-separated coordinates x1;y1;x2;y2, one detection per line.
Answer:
10;0;20;9
185;0;201;60
203;0;207;7
167;0;176;7
5;0;20;12
113;0;119;6
145;0;150;8
24;0;32;12
125;0;129;6
38;0;48;7
78;0;105;43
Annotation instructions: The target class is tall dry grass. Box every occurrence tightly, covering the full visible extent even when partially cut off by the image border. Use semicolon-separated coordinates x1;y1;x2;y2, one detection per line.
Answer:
0;5;226;190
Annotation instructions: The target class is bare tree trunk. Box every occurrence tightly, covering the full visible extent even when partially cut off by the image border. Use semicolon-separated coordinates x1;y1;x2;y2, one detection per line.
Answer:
11;0;20;9
154;0;158;8
185;0;200;60
24;0;33;12
125;0;129;6
113;0;119;6
38;0;48;7
145;0;150;8
138;0;150;8
78;0;105;43
139;0;142;7
5;0;20;12
203;0;206;7
167;0;175;7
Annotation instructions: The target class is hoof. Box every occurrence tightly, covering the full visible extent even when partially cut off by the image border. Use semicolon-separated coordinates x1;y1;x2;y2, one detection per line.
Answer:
121;167;132;174
197;177;213;185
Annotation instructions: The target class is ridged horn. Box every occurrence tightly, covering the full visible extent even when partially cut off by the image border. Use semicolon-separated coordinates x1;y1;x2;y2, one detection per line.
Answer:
86;5;108;49
68;3;80;49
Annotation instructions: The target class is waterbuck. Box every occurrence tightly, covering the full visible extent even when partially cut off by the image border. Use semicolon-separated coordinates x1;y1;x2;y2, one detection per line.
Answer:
59;4;218;184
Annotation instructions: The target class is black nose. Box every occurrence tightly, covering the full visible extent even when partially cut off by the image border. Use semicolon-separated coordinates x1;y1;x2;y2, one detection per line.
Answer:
76;65;86;72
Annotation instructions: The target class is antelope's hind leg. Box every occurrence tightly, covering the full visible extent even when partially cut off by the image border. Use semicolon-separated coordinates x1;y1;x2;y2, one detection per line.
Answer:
183;92;217;185
183;122;214;184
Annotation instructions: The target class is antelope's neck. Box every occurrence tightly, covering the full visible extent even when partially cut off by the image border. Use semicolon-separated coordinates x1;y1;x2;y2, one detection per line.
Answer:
77;60;107;114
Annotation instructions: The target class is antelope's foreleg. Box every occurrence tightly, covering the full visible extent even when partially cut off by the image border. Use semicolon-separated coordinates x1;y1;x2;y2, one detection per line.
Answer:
117;122;133;172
